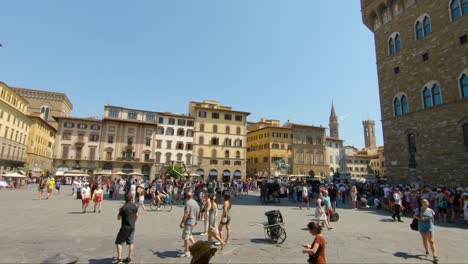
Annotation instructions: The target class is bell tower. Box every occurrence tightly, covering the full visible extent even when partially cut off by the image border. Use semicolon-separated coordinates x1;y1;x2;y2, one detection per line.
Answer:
329;103;339;139
363;120;376;149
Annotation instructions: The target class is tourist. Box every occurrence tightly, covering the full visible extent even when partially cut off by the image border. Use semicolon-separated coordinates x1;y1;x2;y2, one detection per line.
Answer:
300;183;309;210
218;193;232;245
436;188;448;223
413;199;438;263
137;183;147;214
327;184;338;212
178;191;199;258
339;184;346;205
260;180;268;205
463;192;468;225
55;179;61;194
391;188;404;222
92;184;104;213
322;191;332;228
114;194;138;264
81;182;91;213
72;178;78;196
38;177;46;200
350;185;358;209
208;193;225;249
46;176;55;199
302;221;326;264
114;180;120;200
130;181;136;203
201;191;211;236
316;192;332;230
109;182;115;200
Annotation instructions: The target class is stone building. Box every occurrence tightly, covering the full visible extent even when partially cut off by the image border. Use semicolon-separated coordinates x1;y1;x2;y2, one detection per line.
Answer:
154;112;194;176
98;105;158;180
344;146;374;180
25;113;56;176
246;118;292;177
361;0;468;185
0;82;32;173
363;120;377;150
53;116;103;177
12;87;73;128
283;122;328;178
189;100;249;182
326;103;345;176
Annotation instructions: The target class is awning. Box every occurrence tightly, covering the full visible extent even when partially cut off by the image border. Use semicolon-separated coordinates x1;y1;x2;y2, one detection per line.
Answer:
2;172;26;178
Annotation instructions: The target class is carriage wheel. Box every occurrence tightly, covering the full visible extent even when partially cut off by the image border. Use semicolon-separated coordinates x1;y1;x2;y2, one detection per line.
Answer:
270;227;287;244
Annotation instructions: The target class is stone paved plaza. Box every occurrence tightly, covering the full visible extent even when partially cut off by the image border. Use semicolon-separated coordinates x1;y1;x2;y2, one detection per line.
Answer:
0;185;467;263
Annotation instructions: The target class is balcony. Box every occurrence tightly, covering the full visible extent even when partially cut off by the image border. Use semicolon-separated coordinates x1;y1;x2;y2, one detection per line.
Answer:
116;157;141;162
144;158;155;163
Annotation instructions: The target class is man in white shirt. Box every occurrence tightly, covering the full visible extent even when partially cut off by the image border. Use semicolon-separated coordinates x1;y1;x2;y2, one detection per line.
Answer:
392;188;404;222
299;184;309;210
81;183;91;213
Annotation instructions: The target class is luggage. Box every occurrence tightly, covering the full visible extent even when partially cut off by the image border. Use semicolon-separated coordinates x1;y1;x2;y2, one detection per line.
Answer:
329;212;339;222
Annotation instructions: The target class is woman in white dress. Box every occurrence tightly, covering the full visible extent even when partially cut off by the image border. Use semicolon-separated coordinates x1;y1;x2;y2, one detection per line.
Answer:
316;192;332;230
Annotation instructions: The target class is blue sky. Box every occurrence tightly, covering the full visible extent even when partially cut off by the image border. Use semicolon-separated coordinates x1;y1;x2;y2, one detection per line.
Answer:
0;0;382;148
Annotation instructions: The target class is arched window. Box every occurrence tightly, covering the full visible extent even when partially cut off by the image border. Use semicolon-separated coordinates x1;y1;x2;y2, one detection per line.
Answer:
225;150;230;158
389;38;395;55
213;125;218;133
423;16;432;35
394;97;402;116
463;0;468;14
461;74;468;98
451;0;462;20
432;84;442;105
40;106;50;121
423;87;433;108
198;149;204;163
211;149;217;158
236;151;241;159
236;127;241;135
415;21;423;40
395;34;401;51
225;126;230;134
401;95;409;114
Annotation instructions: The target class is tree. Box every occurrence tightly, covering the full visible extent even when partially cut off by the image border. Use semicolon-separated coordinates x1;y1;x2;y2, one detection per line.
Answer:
165;163;185;180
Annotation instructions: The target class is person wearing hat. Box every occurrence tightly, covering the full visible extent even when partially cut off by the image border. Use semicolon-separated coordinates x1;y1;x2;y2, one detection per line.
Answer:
81;182;91;213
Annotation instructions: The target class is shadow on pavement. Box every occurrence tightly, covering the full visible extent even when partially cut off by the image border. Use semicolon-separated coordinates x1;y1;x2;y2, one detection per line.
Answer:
393;252;431;262
152;250;180;258
68;212;85;214
88;257;114;264
250;238;273;244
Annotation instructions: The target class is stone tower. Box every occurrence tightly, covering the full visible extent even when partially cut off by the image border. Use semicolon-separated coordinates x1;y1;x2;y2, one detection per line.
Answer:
362;120;376;149
329;103;339;139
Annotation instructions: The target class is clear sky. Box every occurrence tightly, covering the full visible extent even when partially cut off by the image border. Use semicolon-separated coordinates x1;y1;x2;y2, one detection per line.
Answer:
0;0;382;149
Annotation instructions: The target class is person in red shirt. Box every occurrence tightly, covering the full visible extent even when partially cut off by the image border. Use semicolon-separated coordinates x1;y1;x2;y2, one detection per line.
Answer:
303;222;326;264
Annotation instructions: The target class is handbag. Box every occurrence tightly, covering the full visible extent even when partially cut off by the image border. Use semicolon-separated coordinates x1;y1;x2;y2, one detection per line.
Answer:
307;244;321;264
410;218;418;231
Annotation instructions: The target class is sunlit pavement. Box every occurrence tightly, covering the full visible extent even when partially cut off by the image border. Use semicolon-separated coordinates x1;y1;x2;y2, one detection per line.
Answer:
0;185;466;263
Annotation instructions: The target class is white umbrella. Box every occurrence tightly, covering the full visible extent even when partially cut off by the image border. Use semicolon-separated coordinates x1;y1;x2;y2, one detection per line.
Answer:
3;172;26;178
0;181;7;187
129;172;143;176
113;171;128;176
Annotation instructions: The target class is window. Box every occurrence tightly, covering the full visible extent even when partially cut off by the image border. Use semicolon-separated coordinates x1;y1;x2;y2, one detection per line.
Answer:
77;123;87;129
108;136;114;144
236;151;240;158
211;137;219;145
460;34;468;45
90;125;100;130
108;126;115;132
145;138;151;146
423;16;432;35
213;125;218;133
175;142;183;150
144;153;150;160
200;124;205;132
422;84;442;108
156;140;162;148
463;0;468;14
40;106;50;121
225;126;230;134
422;52;429;61
224;114;232;120
186;129;193;137
166;127;174;136
157;127;164;135
168;118;175;125
109;109;119;117
187;120;194;126
146;114;155;122
158;117;164;124
461;74;468;98
235;115;243;121
225;150;230;158
128;112;137;119
89;148;96;160
178;119;186;126
463;124;468;147
212;112;219;119
451;0;462;20
64;122;74;128
394;97;402;116
89;135;99;142
415;21;423;40
199;136;204;145
199;111;207;118
211;149;217;158
128;128;135;134
388;33;401;55
236;127;241;135
62;145;69;159
401;95;409;114
146;129;152;136
394;67;400;74
176;128;184;136
166;141;172;149
186;143;193;150
128;137;133;145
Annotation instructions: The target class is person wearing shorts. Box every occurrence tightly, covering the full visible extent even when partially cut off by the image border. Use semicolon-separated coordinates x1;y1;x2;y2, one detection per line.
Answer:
81;183;91;213
178;192;199;258
114;194;138;264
